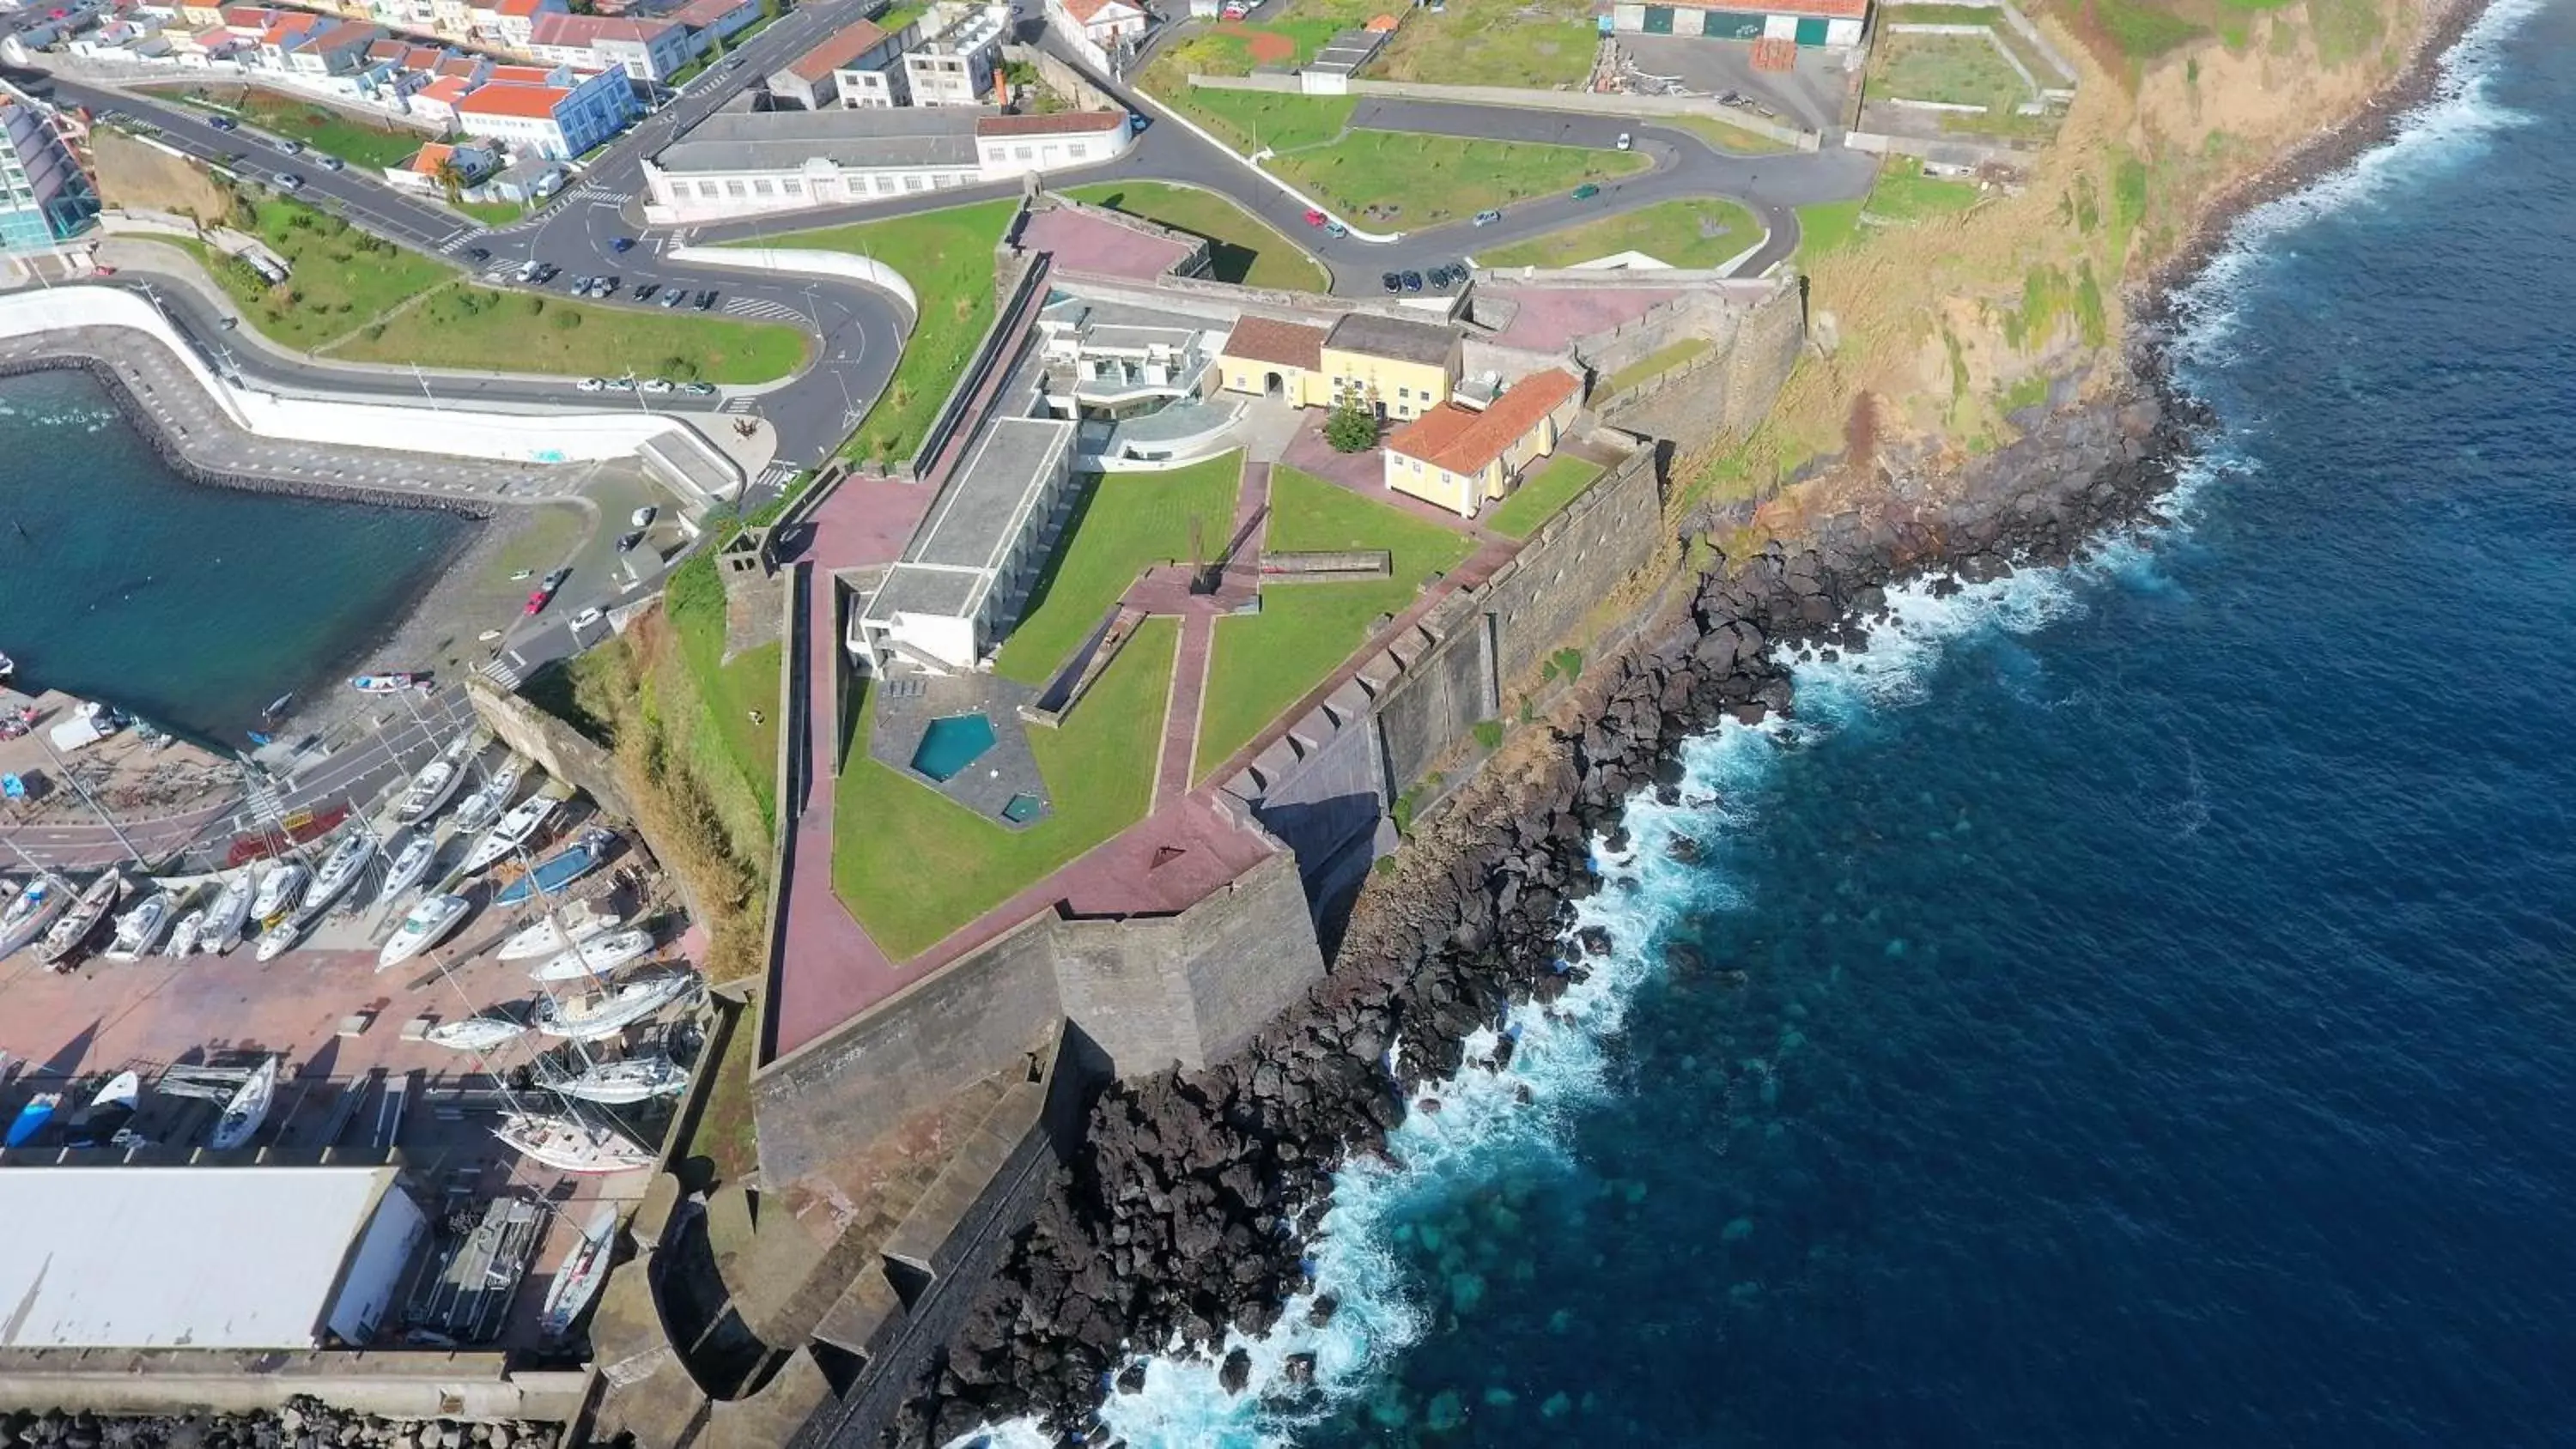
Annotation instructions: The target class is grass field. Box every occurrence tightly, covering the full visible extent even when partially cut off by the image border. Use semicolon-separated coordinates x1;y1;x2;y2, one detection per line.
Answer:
662;552;782;832
1195;469;1473;777
1182;88;1358;154
746;198;1020;464
991;453;1244;686
1369;0;1600;89
160;86;434;170
1794;198;1867;258
1479;197;1761;270
185;197;453;350
835;616;1176;960
1064;181;1329;291
1486;453;1606;540
1273;131;1648;229
1869;157;1984;220
327;282;809;383
1662;113;1802;155
1872;29;2040;112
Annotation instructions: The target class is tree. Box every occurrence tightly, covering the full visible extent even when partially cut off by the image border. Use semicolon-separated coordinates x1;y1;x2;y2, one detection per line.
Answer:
432;156;466;208
1324;402;1378;453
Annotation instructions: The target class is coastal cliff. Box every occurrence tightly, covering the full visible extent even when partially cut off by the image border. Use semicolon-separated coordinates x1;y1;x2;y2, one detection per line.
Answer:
886;0;2487;1439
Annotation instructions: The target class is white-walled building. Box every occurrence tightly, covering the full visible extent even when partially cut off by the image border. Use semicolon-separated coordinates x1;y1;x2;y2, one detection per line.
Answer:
641;106;1133;223
1611;0;1866;47
896;1;1006;106
530;12;691;82
767;15;899;109
1045;0;1145;70
453;59;635;158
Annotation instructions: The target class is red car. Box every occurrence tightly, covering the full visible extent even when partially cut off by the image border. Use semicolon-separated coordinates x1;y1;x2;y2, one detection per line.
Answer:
1303;209;1327;227
524;589;550;616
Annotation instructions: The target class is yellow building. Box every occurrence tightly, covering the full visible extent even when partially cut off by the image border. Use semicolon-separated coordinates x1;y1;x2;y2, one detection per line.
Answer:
179;0;228;27
1216;314;1331;409
1318;312;1456;421
1381;367;1582;518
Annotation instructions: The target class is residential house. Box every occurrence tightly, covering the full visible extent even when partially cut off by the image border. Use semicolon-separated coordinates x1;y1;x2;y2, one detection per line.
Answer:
380;135;499;192
530;11;690;82
1319;312;1458;421
1381;367;1582;518
452;62;633;157
255;11;326;65
286;20;384;77
898;1;1006;106
1045;0;1145;68
177;0;226;27
667;0;758;58
429;0;471;39
166;26;251;63
1218;315;1331;408
1613;0;1865;47
974;111;1127;176
404;71;475;125
767;16;894;109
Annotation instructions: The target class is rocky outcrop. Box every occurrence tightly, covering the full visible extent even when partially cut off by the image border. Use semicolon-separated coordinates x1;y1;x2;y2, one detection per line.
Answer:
0;1401;551;1449
878;379;2191;1446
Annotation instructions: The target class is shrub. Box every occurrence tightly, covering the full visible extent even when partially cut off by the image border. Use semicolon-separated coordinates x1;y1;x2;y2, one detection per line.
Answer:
1471;718;1504;750
526;294;546;316
1323;402;1377;453
551;308;582;330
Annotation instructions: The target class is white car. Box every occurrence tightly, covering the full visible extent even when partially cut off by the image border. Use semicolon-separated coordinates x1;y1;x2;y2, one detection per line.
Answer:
577;377;606;392
569;606;605;631
641;378;675;394
1616;131;1632;151
630;505;656;528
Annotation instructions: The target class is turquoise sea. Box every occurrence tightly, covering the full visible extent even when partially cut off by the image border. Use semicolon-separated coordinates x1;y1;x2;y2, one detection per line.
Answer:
0;368;470;741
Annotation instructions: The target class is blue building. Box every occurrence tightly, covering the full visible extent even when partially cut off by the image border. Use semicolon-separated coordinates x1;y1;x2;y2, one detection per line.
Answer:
0;99;97;252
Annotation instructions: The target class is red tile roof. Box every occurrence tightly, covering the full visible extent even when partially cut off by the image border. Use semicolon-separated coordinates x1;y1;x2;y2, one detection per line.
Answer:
1056;0;1138;22
414;73;472;102
455;80;568;117
1386;367;1579;476
1220;315;1326;372
665;0;750;27
532;10;672;45
495;0;548;17
483;61;557;81
307;20;379;49
782;17;887;80
975;109;1127;136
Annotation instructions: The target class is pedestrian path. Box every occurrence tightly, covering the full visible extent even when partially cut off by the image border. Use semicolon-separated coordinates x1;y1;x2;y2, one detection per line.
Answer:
721;296;806;324
1154;612;1214;809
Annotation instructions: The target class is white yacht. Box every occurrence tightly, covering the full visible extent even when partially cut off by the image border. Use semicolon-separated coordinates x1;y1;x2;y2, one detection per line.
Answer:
377;893;470;970
491;1113;654;1174
102;888;176;961
373;828;440;907
301;830;376;915
532;969;696;1041
528;928;655;983
202;871;257;953
460;794;558;876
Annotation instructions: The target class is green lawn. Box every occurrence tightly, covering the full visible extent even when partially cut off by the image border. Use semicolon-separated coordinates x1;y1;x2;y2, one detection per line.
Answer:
1273;131;1649;229
663;552;782;830
1794;198;1866;258
182;197;453;350
991;453;1243;687
1479;197;1761;270
1195;469;1473;778
158;86;433;169
1182;88;1357;154
1065;181;1330;291
1662;113;1802;155
743;197;1020;464
327;282;810;383
834;616;1176;959
1869;156;1983;220
1485;453;1605;540
458;198;528;227
1370;0;1600;89
1871;29;2037;112
1604;336;1711;394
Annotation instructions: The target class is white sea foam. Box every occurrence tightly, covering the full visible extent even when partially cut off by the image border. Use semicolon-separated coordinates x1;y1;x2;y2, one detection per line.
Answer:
952;15;2530;1446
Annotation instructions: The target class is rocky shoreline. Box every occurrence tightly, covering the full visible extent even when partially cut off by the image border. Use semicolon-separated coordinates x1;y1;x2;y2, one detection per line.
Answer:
884;4;2498;1441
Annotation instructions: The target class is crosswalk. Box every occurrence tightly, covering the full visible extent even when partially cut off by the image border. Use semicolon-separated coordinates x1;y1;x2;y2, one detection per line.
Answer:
434;227;476;252
720;295;805;324
481;652;531;691
720;396;762;415
577;185;635;205
750;461;800;495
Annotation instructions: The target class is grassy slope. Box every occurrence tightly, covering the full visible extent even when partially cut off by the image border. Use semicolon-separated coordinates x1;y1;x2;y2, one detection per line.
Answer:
992;453;1244;687
191;198;452;349
662;553;782;832
1195;469;1473;777
835;616;1177;960
1486;454;1606;540
328;283;809;384
1064;181;1330;291
744;197;1021;464
1274;131;1649;228
1479;198;1761;270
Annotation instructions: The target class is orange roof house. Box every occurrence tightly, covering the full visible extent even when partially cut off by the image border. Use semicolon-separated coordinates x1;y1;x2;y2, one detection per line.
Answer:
1382;367;1583;518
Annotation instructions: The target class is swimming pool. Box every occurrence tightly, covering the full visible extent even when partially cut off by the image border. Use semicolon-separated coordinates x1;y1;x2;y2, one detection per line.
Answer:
910;713;998;782
1001;793;1045;824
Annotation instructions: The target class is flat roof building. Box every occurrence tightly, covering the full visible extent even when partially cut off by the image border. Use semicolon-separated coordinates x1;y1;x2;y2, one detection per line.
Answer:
855;416;1078;672
641;105;1138;223
0;1166;428;1349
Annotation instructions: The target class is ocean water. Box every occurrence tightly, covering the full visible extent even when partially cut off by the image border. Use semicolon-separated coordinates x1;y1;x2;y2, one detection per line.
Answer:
0;369;469;741
1013;3;2576;1444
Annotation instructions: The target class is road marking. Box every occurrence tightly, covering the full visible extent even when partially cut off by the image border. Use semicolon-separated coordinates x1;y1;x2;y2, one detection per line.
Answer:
721;296;803;323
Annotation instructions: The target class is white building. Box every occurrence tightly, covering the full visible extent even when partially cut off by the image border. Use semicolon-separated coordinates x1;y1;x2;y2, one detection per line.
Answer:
1044;0;1145;71
895;0;1007;107
855;417;1078;673
0;1166;428;1349
1610;0;1865;47
641;107;1133;224
452;61;637;160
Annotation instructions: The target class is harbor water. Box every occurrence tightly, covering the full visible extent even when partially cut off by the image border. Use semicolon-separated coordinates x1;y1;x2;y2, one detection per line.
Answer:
0;368;470;741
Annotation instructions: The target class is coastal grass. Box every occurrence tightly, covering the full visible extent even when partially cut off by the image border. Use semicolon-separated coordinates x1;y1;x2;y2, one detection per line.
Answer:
661;552;781;833
1478;197;1760;271
1271;131;1648;229
1605;336;1713;395
743;197;1020;464
1180;87;1358;155
325;282;810;384
1063;181;1330;291
1872;29;2037;112
677;997;761;1191
991;453;1244;688
1195;469;1473;778
1793;198;1867;258
1368;0;1601;90
194;197;453;350
834;617;1176;960
1486;454;1606;540
1870;156;1984;220
156;85;433;170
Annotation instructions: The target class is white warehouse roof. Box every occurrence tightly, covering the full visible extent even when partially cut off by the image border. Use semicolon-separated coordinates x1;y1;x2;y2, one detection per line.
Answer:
0;1166;410;1349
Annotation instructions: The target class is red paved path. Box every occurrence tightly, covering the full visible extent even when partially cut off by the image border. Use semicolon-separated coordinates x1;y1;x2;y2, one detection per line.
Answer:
1156;615;1212;810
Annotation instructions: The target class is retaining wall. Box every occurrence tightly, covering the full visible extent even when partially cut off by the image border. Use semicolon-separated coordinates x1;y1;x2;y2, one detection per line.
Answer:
0;1353;586;1422
1187;71;1817;149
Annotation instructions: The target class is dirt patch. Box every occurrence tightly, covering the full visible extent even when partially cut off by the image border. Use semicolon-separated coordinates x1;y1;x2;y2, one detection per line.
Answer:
92;129;229;222
1230;24;1298;64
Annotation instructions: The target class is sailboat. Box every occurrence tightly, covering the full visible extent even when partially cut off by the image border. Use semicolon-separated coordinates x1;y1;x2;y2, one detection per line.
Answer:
5;1091;59;1148
0;876;69;959
378;893;470;970
528;928;656;983
374;828;439;906
203;871;257;954
545;1052;688;1106
207;1057;276;1150
63;1070;140;1149
252;916;303;962
249;862;307;923
301;829;376;915
165;908;208;958
539;1207;620;1340
490;1112;654;1174
34;871;124;967
495;903;617;961
102;888;175;961
423;1016;528;1052
450;760;525;834
393;757;468;825
494;829;614;907
461;795;559;876
532;968;696;1041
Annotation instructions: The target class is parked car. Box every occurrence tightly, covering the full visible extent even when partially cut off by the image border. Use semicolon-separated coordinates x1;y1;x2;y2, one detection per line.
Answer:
681;380;717;396
577;377;606;392
659;288;688;307
272;137;303;155
631;505;656;528
693;289;717;310
208;115;238;132
640;378;674;394
318;155;344;172
634;282;659;301
1401;270;1423;292
1324;221;1348;238
597;277;620;297
1616;131;1632;151
1382;270;1402;293
273;172;303;191
516;259;542;282
543;566;574;592
614;529;647;554
604;375;635;391
1303;209;1327;227
610;236;635;253
524;590;550;616
1473;209;1503;226
1571;184;1601;201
